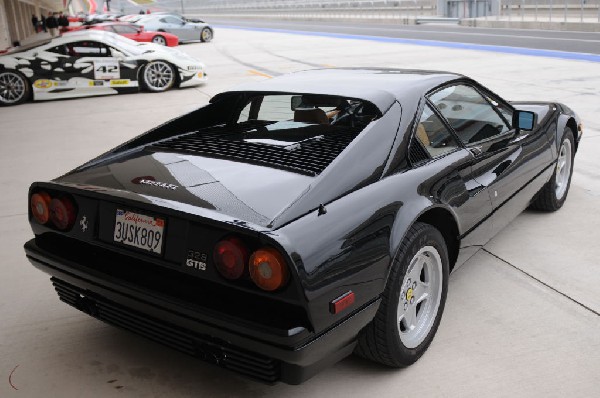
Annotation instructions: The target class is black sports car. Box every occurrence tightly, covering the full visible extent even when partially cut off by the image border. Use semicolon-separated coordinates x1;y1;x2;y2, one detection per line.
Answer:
25;69;581;384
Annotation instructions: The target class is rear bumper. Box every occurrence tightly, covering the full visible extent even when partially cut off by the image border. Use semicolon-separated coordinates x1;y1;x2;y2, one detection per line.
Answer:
24;238;380;384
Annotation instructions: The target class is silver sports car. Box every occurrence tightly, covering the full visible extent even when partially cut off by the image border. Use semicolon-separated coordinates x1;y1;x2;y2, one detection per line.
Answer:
137;14;213;43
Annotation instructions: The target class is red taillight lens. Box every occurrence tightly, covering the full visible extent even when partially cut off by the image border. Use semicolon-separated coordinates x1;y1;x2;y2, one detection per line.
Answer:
249;247;289;291
213;237;248;280
30;191;51;224
49;197;76;230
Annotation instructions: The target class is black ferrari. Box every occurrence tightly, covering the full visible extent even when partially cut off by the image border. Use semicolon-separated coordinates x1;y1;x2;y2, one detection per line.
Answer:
24;68;582;384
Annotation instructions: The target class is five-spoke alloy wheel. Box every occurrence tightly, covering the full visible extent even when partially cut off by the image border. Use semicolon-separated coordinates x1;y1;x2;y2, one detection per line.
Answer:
356;222;449;367
529;127;575;211
554;136;573;201
397;245;444;349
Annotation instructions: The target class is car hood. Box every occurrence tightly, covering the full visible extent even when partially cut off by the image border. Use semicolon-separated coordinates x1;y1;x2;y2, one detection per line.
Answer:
56;151;313;227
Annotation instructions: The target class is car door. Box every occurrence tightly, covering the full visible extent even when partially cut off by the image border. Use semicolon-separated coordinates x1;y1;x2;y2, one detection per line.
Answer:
409;101;494;266
160;16;191;40
34;42;102;98
428;82;553;236
52;40;139;97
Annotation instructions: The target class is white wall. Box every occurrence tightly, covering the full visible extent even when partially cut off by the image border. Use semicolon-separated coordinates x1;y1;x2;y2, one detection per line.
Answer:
0;0;11;50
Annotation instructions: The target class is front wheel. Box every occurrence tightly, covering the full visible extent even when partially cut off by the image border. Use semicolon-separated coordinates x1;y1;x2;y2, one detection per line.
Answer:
355;222;449;367
142;61;176;93
200;27;213;42
0;70;30;106
529;127;575;211
151;35;167;46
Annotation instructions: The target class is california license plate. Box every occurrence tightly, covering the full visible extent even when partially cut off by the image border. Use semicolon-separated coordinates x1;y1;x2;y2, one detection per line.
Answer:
113;209;165;254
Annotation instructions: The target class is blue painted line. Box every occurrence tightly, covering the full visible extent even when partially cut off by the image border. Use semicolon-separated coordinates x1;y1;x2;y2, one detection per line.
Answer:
214;24;600;63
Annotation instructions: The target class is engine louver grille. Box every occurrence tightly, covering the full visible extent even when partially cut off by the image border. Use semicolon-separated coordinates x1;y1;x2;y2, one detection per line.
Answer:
52;278;281;383
151;130;358;176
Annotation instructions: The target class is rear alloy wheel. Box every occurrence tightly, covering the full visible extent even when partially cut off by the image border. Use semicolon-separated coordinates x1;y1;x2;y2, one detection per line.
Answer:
529;127;575;211
0;71;30;106
151;35;167;46
397;245;444;349
200;27;213;42
142;61;176;92
355;222;449;367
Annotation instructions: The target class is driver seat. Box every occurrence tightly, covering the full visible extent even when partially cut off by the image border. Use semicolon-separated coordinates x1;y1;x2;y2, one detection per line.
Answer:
294;108;329;125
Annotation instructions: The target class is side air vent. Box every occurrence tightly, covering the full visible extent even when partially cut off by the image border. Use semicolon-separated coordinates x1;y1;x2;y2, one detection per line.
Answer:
151;129;359;176
408;141;430;166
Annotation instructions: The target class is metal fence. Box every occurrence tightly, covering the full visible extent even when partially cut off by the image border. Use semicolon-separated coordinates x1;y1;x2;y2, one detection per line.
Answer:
494;0;600;23
114;0;600;23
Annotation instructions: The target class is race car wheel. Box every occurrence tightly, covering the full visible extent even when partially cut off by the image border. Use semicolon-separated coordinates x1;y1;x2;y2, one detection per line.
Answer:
355;222;449;367
0;70;30;106
152;35;167;46
200;27;213;42
529;127;575;211
142;61;176;92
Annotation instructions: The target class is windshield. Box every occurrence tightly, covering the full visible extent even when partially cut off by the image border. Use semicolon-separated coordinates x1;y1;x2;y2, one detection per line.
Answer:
237;94;380;130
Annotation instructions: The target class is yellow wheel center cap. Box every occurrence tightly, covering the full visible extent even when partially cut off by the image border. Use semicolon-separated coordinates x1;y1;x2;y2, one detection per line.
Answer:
406;288;414;302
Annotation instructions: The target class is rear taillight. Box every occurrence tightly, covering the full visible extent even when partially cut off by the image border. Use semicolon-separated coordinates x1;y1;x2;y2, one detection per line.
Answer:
213;237;249;280
213;237;290;291
49;196;77;230
30;191;78;230
30;192;51;224
249;247;289;292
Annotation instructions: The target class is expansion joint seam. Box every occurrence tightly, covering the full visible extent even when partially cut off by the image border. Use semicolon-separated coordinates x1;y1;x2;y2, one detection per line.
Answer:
482;248;600;317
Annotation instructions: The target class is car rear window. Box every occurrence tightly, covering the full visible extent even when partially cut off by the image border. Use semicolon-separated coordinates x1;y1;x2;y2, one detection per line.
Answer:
237;94;379;129
150;94;382;176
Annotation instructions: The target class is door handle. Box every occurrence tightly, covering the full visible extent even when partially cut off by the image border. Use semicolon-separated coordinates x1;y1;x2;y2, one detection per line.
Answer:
468;146;483;157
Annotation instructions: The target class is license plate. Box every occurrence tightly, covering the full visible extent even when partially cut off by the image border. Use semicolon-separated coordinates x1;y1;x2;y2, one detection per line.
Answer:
113;209;165;254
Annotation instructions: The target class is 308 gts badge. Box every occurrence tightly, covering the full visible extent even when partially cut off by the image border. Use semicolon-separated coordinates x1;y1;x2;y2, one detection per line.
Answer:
186;250;207;271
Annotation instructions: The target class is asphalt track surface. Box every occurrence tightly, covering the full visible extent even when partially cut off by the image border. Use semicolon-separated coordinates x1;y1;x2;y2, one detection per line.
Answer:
208;18;600;56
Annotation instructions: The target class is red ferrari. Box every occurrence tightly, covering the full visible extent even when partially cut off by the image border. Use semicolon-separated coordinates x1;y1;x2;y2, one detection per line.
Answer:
67;22;179;47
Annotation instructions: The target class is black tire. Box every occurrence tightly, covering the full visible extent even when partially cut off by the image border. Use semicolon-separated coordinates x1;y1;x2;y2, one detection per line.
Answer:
355;222;449;367
151;35;167;46
141;60;176;93
0;70;30;106
529;127;575;211
200;27;213;42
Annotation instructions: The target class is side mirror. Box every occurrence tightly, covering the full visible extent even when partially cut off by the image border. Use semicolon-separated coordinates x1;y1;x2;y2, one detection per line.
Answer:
291;95;303;111
513;110;536;131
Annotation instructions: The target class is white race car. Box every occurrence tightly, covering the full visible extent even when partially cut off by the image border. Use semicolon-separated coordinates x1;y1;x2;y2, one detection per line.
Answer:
0;30;207;106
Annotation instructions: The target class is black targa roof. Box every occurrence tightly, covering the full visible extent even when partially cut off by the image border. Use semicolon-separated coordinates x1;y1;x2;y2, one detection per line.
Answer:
210;68;463;113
